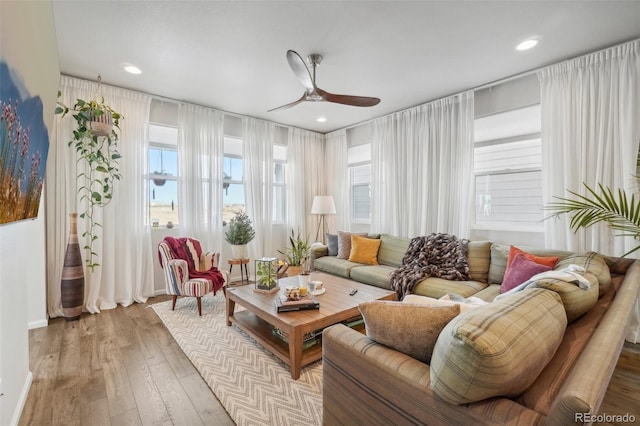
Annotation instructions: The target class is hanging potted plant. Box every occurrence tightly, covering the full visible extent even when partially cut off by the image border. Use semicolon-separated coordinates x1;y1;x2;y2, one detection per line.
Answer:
55;75;123;271
224;211;255;259
151;170;171;186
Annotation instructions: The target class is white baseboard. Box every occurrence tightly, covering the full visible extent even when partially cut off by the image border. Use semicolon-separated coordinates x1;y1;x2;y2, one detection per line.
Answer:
154;289;166;296
28;319;48;330
10;371;32;426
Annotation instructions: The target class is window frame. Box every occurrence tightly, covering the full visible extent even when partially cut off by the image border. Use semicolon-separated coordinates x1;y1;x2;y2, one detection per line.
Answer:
148;123;179;228
472;105;543;231
349;160;372;224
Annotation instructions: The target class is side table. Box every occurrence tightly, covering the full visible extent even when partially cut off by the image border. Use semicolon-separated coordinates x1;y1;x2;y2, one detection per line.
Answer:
228;258;250;286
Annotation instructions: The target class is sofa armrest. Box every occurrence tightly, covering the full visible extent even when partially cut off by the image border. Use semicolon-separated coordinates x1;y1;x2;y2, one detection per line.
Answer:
547;260;640;425
322;324;544;426
311;244;328;259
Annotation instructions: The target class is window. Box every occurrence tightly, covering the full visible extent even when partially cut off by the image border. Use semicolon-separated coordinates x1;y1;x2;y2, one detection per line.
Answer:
149;123;179;227
223;137;244;224
473;105;542;229
348;144;372;222
273;144;287;223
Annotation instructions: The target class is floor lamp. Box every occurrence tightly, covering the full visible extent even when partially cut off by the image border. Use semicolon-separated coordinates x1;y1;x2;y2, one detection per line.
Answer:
311;196;336;244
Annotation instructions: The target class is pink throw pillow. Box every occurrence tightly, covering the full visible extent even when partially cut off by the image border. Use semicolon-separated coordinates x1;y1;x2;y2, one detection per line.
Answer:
500;253;552;294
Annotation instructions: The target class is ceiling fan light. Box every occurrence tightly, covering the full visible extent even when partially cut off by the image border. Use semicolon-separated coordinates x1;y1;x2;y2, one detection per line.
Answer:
516;39;538;51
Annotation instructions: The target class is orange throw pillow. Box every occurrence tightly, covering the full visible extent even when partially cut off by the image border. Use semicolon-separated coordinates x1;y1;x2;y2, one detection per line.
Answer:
349;235;381;265
507;246;559;269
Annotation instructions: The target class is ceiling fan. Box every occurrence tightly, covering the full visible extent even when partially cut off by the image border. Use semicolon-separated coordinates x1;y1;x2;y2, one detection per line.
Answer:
268;50;381;112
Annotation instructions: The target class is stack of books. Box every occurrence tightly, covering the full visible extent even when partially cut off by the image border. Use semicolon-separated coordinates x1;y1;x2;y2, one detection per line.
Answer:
272;327;319;349
275;294;320;312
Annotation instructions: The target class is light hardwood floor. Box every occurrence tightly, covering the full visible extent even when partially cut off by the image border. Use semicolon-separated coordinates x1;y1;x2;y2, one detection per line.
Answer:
19;295;234;426
18;296;640;426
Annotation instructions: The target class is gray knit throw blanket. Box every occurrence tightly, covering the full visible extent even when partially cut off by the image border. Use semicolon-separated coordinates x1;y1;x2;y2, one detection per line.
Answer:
390;233;470;300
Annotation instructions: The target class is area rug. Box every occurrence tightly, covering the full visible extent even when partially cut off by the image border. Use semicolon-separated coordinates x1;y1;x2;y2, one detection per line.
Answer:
151;293;323;426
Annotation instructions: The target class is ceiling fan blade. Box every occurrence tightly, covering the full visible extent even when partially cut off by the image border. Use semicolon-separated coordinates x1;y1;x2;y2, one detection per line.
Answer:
267;93;307;112
316;88;380;107
286;50;314;92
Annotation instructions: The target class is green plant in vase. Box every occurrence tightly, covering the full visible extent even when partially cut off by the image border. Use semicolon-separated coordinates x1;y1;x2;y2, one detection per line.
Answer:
55;82;123;270
278;228;311;275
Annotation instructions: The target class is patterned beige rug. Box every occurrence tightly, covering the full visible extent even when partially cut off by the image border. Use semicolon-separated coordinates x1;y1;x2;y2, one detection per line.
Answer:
152;292;323;426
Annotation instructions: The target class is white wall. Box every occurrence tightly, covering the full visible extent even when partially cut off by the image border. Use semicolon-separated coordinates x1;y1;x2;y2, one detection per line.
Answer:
1;1;59;424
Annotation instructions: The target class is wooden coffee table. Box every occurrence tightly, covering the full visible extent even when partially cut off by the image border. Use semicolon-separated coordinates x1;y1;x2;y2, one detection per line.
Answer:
225;271;396;379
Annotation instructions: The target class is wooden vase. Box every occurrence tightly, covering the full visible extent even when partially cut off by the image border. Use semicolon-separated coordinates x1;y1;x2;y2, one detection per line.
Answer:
61;213;84;321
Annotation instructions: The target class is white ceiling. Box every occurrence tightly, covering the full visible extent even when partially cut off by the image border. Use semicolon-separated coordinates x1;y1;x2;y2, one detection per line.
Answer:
52;1;640;133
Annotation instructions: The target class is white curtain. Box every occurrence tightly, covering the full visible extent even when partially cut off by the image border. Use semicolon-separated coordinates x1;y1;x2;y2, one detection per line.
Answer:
243;117;275;258
324;129;349;233
46;76;153;317
287;128;325;240
177;104;225;250
539;40;640;342
371;92;474;238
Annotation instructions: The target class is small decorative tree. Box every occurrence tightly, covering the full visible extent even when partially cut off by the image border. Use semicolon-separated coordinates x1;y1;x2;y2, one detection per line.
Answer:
225;211;255;259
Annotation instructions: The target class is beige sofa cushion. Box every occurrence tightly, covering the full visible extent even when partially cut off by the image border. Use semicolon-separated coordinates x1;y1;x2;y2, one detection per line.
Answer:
377;234;411;267
555;251;611;296
530;273;599;322
403;294;482;314
413;277;487;299
467;241;492;282
430;288;567;405
359;301;460;364
313;256;363;278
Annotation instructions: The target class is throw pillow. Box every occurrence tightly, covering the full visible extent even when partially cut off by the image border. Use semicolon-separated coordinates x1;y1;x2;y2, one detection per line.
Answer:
337;231;367;259
500;253;552;293
359;301;460;364
507;245;559;269
326;233;339;256
349;235;382;265
554;251;611;297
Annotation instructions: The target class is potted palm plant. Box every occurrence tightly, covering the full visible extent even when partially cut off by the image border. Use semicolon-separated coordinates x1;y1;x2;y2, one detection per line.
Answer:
278;228;311;276
225;211;255;259
546;181;640;257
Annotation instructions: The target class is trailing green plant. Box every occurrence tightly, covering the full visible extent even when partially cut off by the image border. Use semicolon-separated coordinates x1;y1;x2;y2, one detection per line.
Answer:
545;182;640;257
224;211;256;245
256;260;277;289
278;228;311;268
55;92;123;270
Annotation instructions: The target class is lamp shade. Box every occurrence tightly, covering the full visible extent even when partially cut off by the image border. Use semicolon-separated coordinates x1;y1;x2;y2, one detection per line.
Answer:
311;196;336;215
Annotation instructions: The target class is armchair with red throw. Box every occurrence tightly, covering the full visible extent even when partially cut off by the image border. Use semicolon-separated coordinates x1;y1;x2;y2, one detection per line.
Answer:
158;236;228;316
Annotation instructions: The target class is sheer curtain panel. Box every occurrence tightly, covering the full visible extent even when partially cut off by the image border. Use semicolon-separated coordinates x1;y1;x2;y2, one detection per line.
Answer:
177;104;225;250
324;129;349;232
538;40;640;342
46;76;153;317
287;128;325;239
243;117;275;258
371;92;474;238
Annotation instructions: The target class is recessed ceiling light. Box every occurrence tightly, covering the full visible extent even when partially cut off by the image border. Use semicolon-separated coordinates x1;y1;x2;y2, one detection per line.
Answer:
317;117;327;123
123;64;142;74
516;39;538;51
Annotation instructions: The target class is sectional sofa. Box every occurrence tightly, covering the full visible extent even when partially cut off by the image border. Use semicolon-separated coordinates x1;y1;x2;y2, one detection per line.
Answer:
314;234;640;425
